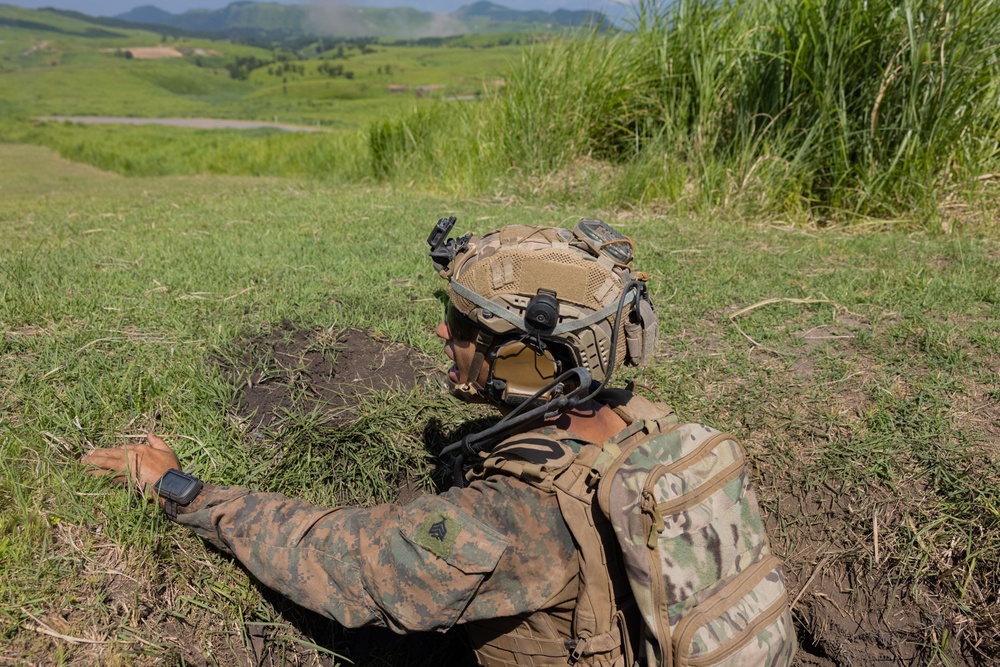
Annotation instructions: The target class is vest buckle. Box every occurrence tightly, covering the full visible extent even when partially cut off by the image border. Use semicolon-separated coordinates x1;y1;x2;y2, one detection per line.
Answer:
565;639;585;663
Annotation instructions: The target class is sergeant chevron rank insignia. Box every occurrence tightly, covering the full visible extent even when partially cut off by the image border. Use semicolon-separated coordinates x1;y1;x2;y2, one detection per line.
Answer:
414;511;462;560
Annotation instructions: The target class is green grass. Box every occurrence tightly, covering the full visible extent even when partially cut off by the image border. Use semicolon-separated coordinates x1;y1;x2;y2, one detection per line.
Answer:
1;144;999;664
1;121;370;178
371;0;1000;224
2;2;1000;662
0;5;523;125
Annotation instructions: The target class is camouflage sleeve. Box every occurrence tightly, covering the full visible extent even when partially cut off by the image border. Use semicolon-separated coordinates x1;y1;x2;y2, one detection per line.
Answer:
173;477;577;633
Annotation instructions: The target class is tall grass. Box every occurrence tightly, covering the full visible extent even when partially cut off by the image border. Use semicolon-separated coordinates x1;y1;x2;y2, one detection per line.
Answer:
372;0;1000;220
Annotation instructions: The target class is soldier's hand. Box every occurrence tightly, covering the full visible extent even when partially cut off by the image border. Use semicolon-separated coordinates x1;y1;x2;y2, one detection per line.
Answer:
81;433;180;503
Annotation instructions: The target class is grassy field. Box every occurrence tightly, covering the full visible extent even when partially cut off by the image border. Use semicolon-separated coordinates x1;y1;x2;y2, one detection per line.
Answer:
2;1;1000;664
2;144;998;665
0;4;529;184
0;5;266;118
0;4;523;126
7;1;997;224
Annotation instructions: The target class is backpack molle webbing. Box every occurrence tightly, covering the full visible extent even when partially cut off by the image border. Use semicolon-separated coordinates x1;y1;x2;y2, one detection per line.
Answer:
591;407;797;667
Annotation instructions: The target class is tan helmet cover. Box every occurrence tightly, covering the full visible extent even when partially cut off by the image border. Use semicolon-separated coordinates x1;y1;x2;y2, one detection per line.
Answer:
438;222;658;390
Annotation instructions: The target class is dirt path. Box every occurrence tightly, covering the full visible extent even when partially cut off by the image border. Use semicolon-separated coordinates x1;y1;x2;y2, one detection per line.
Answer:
36;116;324;132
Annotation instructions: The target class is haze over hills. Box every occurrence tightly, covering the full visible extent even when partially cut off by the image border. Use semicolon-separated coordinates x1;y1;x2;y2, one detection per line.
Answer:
3;0;629;20
106;1;614;38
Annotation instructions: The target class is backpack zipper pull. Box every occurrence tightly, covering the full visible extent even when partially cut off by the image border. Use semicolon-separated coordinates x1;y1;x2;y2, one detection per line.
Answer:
641;491;664;549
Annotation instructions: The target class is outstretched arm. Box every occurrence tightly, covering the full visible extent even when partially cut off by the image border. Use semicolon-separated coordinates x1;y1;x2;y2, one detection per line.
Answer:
82;439;576;633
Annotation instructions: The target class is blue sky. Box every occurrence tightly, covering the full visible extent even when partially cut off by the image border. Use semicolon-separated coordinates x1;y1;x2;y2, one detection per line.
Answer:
3;0;623;18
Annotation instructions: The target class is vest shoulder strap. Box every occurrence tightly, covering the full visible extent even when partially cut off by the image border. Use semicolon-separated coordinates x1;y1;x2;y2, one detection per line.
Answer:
467;429;577;490
469;390;676;488
596;387;675;424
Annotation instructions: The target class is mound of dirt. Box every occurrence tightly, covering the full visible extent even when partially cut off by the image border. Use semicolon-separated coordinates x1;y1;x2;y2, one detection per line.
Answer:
224;324;443;431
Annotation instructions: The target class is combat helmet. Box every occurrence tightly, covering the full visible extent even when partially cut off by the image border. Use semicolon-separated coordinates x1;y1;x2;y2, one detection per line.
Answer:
428;217;658;408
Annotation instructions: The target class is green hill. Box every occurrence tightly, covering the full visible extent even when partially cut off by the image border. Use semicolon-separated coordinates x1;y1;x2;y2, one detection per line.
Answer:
107;4;175;26
452;1;610;28
0;3;525;126
109;1;612;39
0;4;275;119
119;1;309;34
0;4;126;38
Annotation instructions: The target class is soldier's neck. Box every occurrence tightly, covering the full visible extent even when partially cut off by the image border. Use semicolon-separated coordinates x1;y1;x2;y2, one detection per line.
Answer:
541;400;627;444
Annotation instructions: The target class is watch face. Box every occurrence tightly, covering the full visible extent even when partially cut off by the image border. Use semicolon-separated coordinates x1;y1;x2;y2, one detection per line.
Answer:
155;469;203;504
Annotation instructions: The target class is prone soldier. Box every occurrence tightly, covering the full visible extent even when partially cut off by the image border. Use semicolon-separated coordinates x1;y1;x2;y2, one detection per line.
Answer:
84;219;797;666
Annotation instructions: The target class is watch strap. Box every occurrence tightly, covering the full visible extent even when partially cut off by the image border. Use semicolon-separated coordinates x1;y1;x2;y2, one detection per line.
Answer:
163;498;180;522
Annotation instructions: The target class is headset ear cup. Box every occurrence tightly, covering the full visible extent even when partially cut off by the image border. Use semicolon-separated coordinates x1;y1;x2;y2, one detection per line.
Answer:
488;340;560;405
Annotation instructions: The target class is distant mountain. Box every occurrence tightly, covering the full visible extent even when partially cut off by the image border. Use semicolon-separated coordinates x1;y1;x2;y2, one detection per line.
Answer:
109;1;613;38
451;0;551;23
451;1;552;23
116;1;308;33
114;5;177;25
453;1;609;27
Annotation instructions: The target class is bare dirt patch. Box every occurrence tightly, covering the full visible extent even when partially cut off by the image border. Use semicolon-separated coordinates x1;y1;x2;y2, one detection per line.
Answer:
212;324;476;666
2;522;255;667
223;323;443;432
949;379;1000;443
20;40;50;56
36;117;324;133
121;47;183;59
776;481;994;667
716;308;995;667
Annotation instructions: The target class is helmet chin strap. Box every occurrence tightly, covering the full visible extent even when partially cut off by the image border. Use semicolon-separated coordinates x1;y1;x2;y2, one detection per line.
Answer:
446;327;494;402
448;381;483;402
468;328;492;394
440;367;592;487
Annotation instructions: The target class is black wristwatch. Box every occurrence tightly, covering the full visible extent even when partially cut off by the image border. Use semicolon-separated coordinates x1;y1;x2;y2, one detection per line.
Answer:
154;469;204;521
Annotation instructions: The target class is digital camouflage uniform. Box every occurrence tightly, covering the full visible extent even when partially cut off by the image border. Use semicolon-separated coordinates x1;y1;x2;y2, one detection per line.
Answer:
175;393;658;666
176;473;578;634
175;388;796;667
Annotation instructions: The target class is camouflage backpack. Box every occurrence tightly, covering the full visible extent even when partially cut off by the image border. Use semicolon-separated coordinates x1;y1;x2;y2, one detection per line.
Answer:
590;391;797;667
477;390;797;666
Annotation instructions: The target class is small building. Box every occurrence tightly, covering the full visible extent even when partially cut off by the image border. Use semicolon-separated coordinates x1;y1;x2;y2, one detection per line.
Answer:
122;47;184;59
